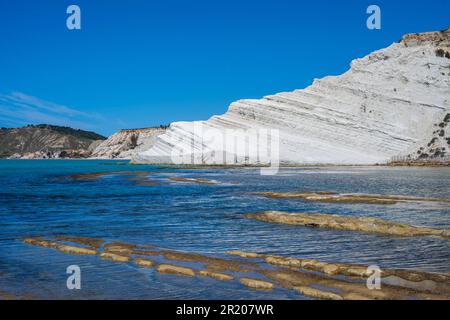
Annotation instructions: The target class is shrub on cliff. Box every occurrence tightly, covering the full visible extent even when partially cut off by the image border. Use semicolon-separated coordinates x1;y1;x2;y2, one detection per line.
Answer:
436;49;445;57
444;114;450;123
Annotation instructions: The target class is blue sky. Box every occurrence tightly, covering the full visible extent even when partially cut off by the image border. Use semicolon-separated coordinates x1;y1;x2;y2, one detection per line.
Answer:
1;0;449;135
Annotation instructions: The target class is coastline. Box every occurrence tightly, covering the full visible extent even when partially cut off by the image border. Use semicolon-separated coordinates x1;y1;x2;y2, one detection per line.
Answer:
1;158;449;168
1;159;449;299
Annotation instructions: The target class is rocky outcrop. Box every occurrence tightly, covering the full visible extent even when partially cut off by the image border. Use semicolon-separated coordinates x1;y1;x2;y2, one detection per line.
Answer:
135;257;156;268
254;191;450;204
0;124;106;159
99;252;131;262
294;286;343;300
134;28;450;165
22;236;450;299
239;278;274;290
90;127;166;159
23;237;97;255
157;264;196;277
245;211;450;238
198;270;234;281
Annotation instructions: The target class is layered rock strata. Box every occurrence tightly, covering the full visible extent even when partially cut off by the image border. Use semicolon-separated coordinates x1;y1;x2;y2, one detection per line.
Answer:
134;28;450;165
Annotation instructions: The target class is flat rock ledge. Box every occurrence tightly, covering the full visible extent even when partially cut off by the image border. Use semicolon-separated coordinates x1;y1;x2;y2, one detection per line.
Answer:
225;251;450;295
198;270;234;281
157;264;196;277
135;257;156;268
261;255;450;284
100;252;131;263
23;238;97;255
225;250;262;259
294;286;344;300
255;192;450;205
245;211;450;238
240;278;274;290
22;236;450;299
169;177;218;185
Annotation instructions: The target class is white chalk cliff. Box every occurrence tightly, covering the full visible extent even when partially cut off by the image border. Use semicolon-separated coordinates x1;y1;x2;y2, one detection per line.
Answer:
133;28;450;165
91;127;166;159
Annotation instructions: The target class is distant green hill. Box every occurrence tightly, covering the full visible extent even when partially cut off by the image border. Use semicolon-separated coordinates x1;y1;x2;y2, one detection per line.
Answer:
0;124;106;158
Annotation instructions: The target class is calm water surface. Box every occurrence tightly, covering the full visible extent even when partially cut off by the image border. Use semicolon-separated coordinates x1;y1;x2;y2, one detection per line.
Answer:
0;160;449;299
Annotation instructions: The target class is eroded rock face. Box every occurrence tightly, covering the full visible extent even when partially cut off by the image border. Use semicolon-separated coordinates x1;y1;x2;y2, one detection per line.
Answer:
245;211;449;238
402;28;450;48
134;28;450;165
90;127;166;159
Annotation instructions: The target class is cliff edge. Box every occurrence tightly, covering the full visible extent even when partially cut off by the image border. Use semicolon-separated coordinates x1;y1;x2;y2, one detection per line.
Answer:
133;28;450;165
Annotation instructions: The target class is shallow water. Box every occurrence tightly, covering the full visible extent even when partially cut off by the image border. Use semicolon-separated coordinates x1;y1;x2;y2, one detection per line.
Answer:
0;160;449;299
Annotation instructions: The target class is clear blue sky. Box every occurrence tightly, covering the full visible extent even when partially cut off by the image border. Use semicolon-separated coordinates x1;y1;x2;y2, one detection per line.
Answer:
1;0;449;135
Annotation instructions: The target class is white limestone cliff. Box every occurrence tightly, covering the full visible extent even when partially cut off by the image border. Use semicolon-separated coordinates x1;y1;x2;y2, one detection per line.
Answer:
133;28;450;165
90;127;166;159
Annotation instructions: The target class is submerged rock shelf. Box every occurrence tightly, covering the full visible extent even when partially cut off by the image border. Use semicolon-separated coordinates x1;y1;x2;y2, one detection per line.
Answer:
245;211;450;238
255;191;450;205
69;170;164;186
168;177;218;185
232;252;450;285
68;171;220;186
21;236;450;300
157;264;196;277
70;171;154;180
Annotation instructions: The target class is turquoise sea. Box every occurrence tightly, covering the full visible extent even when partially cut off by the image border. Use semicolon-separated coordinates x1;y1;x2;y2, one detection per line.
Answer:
0;160;449;299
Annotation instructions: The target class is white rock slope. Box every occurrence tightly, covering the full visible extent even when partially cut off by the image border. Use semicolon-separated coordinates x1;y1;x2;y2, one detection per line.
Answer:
134;28;450;165
91;127;166;159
